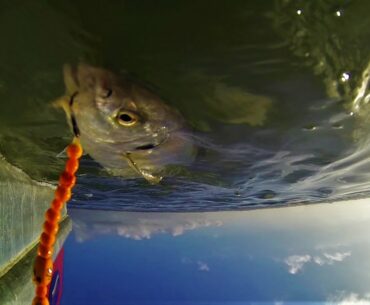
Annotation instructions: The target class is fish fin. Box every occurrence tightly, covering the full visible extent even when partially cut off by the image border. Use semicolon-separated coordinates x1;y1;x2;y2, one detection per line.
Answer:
51;95;71;114
124;153;163;184
56;146;67;158
50;95;74;132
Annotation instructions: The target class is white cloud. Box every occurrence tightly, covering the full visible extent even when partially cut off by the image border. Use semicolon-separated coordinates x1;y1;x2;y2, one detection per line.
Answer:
323;251;351;263
313;251;351;266
71;209;223;241
285;251;351;274
172;226;185;236
197;261;210;272
284;255;311;274
313;256;326;266
181;258;210;272
181;257;211;272
326;292;370;305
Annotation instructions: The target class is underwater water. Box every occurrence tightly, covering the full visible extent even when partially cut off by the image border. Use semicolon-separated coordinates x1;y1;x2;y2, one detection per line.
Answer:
0;0;370;211
1;0;370;304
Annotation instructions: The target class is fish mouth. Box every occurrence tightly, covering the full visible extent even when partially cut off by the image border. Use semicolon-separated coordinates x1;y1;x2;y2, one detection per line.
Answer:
135;143;158;150
125;134;169;183
133;131;170;151
124;152;163;184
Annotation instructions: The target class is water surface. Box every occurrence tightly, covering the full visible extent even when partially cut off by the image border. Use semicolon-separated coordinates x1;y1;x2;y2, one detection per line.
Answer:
60;200;370;304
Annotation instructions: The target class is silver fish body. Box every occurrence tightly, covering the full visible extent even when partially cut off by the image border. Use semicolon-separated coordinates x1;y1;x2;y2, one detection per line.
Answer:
58;64;195;183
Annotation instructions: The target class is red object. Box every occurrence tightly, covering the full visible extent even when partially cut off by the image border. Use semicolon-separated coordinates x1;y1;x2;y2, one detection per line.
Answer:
48;248;64;305
32;139;82;305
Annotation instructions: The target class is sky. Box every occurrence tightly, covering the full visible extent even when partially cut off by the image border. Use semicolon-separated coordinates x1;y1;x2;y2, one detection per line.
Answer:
60;199;370;305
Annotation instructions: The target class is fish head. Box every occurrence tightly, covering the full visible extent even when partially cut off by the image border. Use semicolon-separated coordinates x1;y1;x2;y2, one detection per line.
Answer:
60;64;195;182
65;64;184;148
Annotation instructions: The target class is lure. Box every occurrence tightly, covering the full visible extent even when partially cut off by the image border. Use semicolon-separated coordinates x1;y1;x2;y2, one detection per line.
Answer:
31;138;82;305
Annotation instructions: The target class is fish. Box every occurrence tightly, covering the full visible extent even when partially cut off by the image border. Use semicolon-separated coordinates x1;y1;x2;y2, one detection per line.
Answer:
55;64;195;184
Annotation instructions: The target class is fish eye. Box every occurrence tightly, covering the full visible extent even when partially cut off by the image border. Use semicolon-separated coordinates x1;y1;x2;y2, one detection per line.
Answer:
116;110;139;127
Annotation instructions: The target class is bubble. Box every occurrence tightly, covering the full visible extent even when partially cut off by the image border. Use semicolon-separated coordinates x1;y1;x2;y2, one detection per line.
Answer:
296;9;303;15
340;72;350;82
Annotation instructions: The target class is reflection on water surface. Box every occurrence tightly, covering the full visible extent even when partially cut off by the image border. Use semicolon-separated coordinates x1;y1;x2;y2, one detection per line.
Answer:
59;200;370;304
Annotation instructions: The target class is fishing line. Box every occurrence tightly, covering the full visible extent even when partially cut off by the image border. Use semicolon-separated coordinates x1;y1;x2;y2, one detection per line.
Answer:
31;137;83;305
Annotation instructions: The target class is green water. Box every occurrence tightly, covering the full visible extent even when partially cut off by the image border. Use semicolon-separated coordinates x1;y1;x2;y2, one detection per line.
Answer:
1;0;370;208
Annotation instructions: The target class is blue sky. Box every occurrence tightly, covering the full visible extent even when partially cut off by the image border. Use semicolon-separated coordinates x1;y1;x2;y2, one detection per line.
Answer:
60;200;370;305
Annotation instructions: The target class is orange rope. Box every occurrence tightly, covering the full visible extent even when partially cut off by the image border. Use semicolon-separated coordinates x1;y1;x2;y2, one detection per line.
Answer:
32;138;83;305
